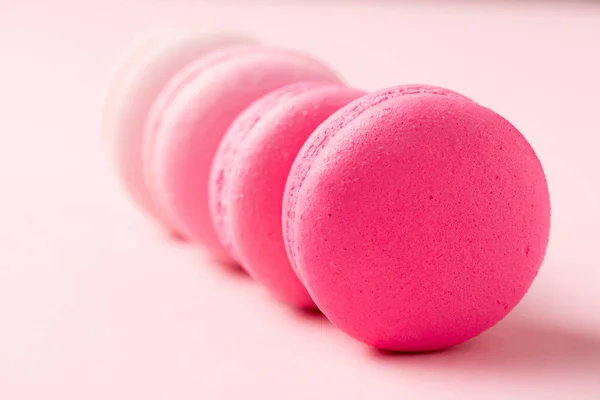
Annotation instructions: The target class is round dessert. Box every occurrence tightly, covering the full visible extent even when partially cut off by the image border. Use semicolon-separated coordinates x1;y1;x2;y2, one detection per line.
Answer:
146;47;340;263
210;82;365;306
103;27;255;233
283;84;551;351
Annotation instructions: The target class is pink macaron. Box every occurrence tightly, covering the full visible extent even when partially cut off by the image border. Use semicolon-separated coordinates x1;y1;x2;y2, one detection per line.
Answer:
103;28;256;233
283;84;551;351
209;82;365;307
145;47;341;263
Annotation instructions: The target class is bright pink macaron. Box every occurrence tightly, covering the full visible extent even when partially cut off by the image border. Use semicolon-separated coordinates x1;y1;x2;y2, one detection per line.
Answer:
103;28;255;234
209;82;365;307
145;47;341;263
283;84;551;351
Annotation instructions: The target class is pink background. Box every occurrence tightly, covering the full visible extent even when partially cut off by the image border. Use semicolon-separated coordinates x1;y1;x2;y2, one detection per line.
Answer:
1;1;599;398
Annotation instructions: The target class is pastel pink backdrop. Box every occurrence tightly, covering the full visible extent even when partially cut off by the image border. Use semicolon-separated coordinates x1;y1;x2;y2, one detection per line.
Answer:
1;1;599;399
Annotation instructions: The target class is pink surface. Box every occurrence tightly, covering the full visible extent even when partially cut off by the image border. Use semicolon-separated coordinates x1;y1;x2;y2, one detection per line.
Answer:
102;28;254;233
1;1;600;399
284;84;550;351
210;82;364;308
149;46;338;262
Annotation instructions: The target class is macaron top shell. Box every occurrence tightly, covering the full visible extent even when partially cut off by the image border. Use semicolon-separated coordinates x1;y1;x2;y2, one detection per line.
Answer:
148;47;340;262
102;28;255;230
210;81;364;307
283;85;550;351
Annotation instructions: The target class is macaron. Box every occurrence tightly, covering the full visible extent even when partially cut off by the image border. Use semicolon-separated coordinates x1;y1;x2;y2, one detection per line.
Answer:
209;82;365;307
145;47;340;263
103;27;255;233
283;84;551;351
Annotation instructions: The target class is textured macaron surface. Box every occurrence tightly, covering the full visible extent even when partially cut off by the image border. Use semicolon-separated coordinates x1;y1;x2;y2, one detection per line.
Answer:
150;47;340;262
103;29;254;231
210;82;364;307
283;85;551;351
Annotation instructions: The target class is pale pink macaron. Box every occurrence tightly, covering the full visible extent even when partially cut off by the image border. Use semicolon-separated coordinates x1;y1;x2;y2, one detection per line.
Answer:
144;47;341;263
103;27;256;233
283;84;551;351
209;82;365;307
